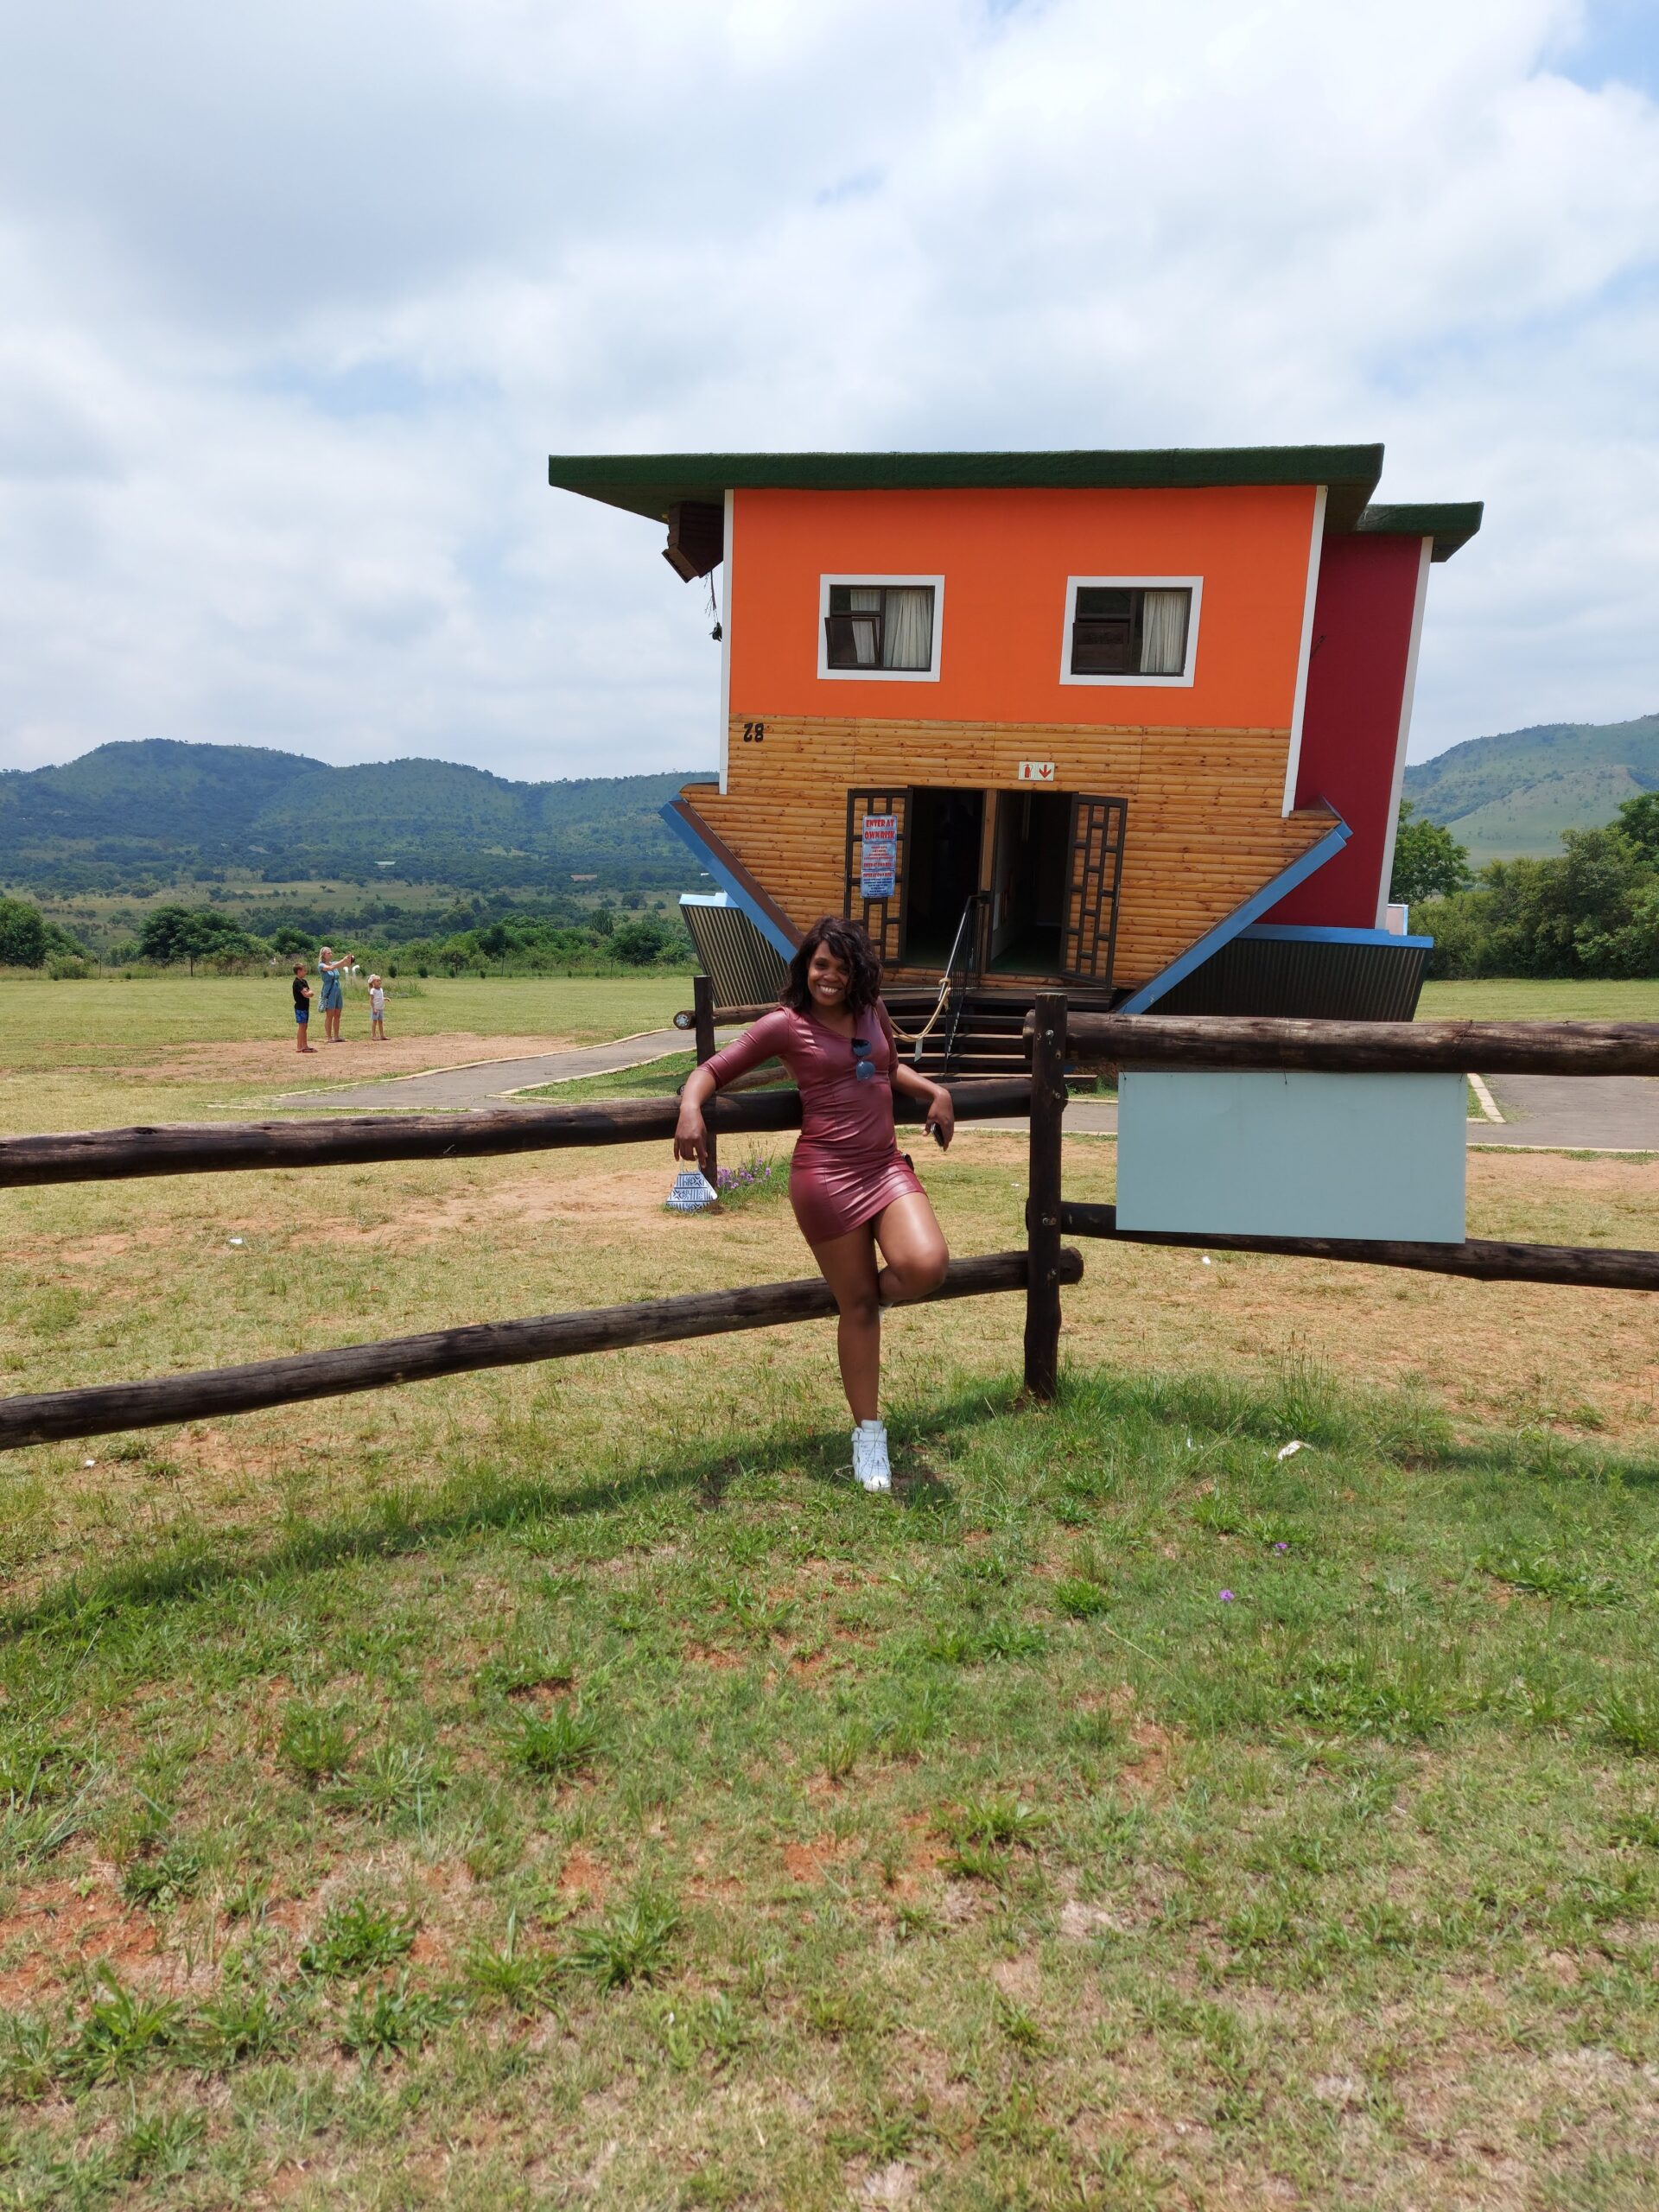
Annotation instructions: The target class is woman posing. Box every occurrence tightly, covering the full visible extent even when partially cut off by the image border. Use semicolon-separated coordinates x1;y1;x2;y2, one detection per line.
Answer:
674;917;954;1493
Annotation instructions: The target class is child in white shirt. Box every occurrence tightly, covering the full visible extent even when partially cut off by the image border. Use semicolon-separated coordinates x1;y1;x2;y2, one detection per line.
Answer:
368;975;387;1041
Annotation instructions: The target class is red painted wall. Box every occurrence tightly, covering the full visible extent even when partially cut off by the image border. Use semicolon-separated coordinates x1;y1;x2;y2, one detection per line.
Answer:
1262;532;1427;928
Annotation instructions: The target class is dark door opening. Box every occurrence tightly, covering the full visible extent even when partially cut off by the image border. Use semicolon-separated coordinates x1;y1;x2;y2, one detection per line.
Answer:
902;788;984;968
988;791;1070;974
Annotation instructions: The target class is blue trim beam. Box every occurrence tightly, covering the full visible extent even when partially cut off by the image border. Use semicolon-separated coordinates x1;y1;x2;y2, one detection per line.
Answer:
661;802;798;962
1116;819;1352;1016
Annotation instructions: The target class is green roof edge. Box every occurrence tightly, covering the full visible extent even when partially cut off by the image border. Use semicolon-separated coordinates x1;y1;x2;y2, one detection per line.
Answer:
1356;501;1484;562
547;444;1386;530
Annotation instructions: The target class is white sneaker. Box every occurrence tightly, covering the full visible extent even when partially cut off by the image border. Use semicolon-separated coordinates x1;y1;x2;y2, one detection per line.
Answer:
852;1420;892;1493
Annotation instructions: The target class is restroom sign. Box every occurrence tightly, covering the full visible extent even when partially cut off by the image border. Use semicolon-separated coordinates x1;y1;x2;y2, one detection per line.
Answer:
1018;760;1057;784
859;814;898;898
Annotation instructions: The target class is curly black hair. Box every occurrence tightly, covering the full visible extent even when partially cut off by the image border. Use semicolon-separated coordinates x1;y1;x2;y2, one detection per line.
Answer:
780;915;884;1017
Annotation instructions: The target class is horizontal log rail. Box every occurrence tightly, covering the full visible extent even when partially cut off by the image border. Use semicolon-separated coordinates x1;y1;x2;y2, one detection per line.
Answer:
1059;1202;1659;1293
674;1001;777;1031
0;1079;1035;1191
0;1248;1084;1452
1046;1014;1659;1077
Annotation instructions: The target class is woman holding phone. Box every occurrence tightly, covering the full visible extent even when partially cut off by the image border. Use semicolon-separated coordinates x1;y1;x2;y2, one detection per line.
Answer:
675;916;955;1493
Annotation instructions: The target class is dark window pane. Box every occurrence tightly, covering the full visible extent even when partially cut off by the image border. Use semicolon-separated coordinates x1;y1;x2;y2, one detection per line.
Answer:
1071;616;1133;675
1075;587;1132;620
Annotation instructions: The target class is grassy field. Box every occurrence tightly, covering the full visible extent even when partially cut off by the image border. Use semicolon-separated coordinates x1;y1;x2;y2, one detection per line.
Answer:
3;979;1659;2206
0;975;693;1137
1419;979;1659;1021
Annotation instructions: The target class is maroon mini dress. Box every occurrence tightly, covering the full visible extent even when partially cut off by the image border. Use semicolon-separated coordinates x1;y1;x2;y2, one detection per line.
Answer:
700;1001;925;1245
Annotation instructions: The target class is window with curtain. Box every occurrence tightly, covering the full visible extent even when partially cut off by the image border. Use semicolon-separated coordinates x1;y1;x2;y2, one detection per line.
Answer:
1071;585;1192;677
825;583;936;671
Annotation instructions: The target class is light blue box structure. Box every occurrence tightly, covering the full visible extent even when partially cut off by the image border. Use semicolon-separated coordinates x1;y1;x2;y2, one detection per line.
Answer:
1116;1071;1467;1244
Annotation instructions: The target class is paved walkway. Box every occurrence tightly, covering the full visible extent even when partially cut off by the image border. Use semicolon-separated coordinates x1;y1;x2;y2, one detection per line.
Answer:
275;1028;712;1113
276;1041;1658;1154
1482;1073;1659;1153
976;1077;1659;1152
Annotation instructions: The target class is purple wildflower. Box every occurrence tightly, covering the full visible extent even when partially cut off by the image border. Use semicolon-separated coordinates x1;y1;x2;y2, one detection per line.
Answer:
1274;1542;1289;1554
1218;1590;1236;1603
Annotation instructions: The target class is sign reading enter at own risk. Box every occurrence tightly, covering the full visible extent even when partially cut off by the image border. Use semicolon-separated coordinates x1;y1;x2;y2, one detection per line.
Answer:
859;814;898;898
1018;760;1057;783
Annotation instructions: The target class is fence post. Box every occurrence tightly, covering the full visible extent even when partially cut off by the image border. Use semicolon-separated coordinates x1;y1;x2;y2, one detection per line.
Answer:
1024;990;1067;1401
693;972;719;1184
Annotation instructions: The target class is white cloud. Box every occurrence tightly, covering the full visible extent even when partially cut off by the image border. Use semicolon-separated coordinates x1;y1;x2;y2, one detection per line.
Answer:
0;0;1654;780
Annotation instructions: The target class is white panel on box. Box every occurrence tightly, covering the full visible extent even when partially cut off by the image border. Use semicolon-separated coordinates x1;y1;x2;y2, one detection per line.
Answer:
1116;1071;1466;1243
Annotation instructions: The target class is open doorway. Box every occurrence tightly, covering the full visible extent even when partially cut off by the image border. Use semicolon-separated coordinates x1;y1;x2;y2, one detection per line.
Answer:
902;788;985;967
988;791;1070;974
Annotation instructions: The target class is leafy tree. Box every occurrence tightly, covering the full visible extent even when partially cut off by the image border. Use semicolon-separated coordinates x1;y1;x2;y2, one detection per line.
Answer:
0;894;48;967
137;904;264;973
1616;791;1659;865
270;925;313;957
1389;802;1471;905
610;915;670;965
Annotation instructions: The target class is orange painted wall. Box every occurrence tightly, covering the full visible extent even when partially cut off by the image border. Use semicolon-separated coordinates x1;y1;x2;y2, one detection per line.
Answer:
727;484;1320;732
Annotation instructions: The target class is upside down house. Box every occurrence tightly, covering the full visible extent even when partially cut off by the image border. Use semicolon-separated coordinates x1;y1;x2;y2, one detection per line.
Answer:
548;445;1481;1068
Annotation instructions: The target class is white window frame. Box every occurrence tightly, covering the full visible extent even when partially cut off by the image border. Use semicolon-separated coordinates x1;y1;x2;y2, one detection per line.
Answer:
817;574;944;683
1058;575;1203;688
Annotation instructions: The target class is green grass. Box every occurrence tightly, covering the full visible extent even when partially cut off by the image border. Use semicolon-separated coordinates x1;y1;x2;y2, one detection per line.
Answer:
3;972;1659;2202
0;972;692;1075
1419;977;1659;1020
4;1363;1659;2204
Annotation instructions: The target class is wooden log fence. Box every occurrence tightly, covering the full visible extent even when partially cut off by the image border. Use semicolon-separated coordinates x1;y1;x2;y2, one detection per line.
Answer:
1046;1013;1659;1077
1058;1204;1659;1294
2;997;1653;1456
0;1249;1084;1452
0;1078;1034;1190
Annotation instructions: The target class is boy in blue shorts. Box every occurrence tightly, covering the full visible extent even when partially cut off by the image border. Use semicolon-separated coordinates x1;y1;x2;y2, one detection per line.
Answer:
292;963;315;1052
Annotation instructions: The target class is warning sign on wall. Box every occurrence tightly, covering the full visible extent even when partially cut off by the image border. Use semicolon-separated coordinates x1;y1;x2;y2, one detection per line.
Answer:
859;814;898;898
1017;760;1058;784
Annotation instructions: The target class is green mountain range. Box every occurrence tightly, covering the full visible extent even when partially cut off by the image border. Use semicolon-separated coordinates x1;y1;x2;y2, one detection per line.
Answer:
0;741;712;895
1402;711;1659;865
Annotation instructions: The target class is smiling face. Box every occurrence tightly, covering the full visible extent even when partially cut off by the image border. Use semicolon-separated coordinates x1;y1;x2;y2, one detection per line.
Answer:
805;942;851;1011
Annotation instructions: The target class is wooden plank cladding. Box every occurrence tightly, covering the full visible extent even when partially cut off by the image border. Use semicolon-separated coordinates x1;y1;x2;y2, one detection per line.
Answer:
691;713;1333;986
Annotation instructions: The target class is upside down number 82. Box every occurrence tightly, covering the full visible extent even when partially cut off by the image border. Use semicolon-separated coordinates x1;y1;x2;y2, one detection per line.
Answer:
741;721;766;742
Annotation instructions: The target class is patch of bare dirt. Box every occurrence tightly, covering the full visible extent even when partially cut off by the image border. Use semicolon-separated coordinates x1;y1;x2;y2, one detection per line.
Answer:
558;1847;610;1904
123;1032;584;1088
305;1163;681;1244
0;1874;161;1999
782;1838;843;1885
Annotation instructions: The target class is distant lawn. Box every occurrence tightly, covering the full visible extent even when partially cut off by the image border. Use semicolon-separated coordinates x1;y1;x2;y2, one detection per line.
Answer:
1419;977;1659;1021
0;973;693;1074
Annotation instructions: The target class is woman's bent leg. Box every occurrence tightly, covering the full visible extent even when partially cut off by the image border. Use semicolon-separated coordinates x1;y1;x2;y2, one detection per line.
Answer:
873;1191;950;1306
810;1225;884;1425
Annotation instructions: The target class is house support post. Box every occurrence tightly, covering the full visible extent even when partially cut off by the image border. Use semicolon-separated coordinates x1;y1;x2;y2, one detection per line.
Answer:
1024;990;1067;1401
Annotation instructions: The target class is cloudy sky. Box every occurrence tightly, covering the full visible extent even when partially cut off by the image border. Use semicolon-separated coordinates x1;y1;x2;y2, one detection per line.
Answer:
1;0;1656;785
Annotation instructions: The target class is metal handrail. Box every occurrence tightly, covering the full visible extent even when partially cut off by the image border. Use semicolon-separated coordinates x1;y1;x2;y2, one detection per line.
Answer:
938;893;985;1077
906;894;983;1070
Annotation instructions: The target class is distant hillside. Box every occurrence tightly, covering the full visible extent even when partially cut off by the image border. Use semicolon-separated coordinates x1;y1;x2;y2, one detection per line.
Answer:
1403;712;1659;864
0;741;712;895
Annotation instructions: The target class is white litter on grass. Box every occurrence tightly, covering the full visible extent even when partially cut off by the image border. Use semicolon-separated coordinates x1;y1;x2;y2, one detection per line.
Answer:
1201;1255;1212;1266
1274;1440;1310;1461
82;1458;97;1469
665;1169;720;1213
227;1237;245;1246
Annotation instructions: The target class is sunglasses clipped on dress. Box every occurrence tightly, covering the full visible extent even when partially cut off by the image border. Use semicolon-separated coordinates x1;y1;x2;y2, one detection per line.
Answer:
851;1036;875;1082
